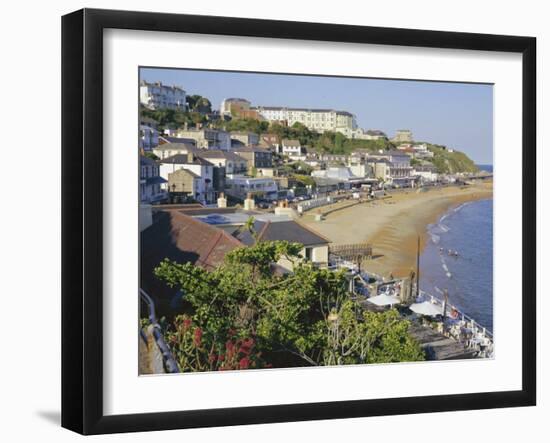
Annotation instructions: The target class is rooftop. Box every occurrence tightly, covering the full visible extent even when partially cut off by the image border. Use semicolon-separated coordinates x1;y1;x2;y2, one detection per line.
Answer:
140;210;243;299
160;154;214;166
169;168;200;179
161;136;197;145
195;150;247;162
233;146;271;153
236;219;329;247
146;176;168;185
195;212;291;227
178;127;228;135
140;80;185;92
385;150;412;157
154;142;197;152
282;139;301;147
223;98;251;103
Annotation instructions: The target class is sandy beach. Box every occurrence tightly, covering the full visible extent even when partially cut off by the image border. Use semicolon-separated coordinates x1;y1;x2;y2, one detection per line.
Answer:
302;182;493;278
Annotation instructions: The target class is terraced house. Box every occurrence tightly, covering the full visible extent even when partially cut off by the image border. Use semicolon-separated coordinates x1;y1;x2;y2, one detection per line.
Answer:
139;80;187;110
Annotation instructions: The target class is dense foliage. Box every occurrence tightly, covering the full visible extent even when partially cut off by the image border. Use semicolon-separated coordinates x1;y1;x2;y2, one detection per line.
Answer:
313;132;394;154
140;107;208;130
186;94;212;113
154;238;425;372
421;143;479;174
214;118;270;134
265;123;395;154
279;161;314;178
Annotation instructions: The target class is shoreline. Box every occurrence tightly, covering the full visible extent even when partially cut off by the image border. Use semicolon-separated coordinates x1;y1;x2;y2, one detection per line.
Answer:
302;182;493;278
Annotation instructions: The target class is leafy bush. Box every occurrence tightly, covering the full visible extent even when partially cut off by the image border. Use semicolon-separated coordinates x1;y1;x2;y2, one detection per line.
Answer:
155;238;425;371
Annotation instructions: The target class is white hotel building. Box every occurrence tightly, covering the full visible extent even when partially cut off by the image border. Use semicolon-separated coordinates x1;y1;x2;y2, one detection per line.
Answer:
139;81;187;110
254;106;358;137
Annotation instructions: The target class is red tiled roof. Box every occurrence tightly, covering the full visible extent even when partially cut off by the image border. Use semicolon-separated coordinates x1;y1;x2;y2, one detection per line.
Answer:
140;210;243;306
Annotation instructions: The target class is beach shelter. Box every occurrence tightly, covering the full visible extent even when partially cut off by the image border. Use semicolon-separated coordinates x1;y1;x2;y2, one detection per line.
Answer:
409;301;443;317
367;294;401;307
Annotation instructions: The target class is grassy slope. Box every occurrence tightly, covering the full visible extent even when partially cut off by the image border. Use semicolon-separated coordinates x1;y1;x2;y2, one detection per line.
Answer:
422;143;479;174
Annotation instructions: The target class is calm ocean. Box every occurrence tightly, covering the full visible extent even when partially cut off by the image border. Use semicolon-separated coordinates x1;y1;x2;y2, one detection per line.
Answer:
477;164;494;173
419;198;493;331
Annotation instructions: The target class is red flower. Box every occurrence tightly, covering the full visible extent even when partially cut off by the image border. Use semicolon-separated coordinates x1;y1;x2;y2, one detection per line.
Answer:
225;340;234;352
239;347;248;355
208;353;217;363
238;337;255;355
193;327;202;347
239;357;250;369
243;338;254;348
182;318;192;331
218;354;225;362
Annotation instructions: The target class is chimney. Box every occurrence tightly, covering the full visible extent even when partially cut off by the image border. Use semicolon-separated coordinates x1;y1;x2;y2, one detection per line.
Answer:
187;151;195;163
275;198;297;218
244;192;255;211
217;192;227;208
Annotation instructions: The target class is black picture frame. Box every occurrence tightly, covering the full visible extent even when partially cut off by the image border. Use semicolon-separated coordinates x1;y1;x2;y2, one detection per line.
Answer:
61;8;537;435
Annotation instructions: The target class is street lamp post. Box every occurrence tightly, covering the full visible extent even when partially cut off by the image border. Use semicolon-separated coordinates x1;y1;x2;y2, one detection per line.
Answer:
171;183;177;203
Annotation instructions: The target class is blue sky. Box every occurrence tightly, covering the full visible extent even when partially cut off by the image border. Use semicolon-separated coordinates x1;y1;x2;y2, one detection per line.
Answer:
140;67;493;164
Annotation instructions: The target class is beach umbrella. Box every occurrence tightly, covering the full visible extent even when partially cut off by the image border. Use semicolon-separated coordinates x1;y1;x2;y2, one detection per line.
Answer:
367;294;401;307
409;301;443;317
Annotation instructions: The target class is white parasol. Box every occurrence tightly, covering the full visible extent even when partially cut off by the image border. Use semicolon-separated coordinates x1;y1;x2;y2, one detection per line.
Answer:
409;301;443;317
367;294;401;307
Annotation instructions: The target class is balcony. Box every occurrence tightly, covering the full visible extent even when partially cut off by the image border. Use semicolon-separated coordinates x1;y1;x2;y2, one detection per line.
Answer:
141;190;169;204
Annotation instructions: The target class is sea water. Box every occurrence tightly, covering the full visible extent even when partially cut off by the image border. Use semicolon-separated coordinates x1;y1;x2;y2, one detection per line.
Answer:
420;198;493;331
477;164;494;173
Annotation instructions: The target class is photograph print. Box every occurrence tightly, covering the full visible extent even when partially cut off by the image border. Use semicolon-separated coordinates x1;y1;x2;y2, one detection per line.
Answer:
138;67;494;375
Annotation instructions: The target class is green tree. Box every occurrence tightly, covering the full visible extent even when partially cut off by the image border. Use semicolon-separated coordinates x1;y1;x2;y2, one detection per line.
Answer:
186;94;212;113
269;122;290;141
334;132;346;153
154;237;425;371
217;118;269;134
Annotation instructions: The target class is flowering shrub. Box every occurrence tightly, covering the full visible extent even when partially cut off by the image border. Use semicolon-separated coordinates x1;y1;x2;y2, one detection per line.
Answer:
157;239;425;371
165;315;268;372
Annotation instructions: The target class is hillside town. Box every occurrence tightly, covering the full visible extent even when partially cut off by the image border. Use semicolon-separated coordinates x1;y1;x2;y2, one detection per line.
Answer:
138;79;494;375
140;81;483;209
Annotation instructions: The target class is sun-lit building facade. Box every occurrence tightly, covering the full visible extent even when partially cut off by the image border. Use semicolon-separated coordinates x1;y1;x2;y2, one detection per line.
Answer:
255;106;358;137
